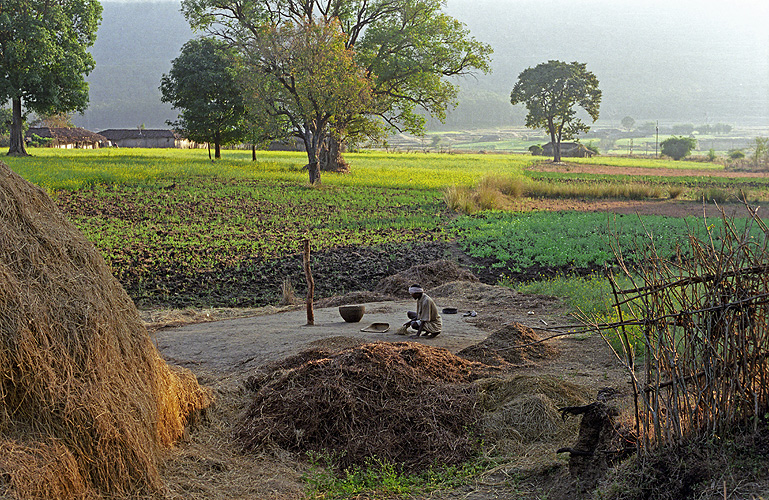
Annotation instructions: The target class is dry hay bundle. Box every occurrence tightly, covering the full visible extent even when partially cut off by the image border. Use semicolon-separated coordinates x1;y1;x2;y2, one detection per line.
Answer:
315;291;395;308
236;342;486;471
0;162;211;499
476;376;591;463
456;322;558;367
374;260;478;299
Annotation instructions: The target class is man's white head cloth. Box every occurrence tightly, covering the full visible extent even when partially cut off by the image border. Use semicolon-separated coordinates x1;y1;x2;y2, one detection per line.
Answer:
408;285;424;294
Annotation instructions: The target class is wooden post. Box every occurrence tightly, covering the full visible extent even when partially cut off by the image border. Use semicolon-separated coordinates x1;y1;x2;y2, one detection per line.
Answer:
303;239;315;325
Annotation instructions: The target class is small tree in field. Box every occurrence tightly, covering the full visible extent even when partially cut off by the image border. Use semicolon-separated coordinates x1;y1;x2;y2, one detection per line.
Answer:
621;116;635;131
160;38;247;160
660;136;697;160
510;60;601;163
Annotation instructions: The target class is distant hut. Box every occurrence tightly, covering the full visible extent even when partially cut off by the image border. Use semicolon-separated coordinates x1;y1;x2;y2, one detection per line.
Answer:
541;142;595;158
98;129;195;148
25;127;107;149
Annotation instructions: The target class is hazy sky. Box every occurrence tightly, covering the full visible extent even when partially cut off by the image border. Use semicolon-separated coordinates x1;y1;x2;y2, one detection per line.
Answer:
77;0;769;129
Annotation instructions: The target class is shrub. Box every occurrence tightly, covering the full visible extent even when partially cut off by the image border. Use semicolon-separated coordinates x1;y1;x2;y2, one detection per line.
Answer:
475;184;505;210
528;144;543;156
701;187;730;203
660;136;697;160
478;174;525;198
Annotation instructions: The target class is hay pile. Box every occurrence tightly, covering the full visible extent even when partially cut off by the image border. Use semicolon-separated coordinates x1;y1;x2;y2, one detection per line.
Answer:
0;162;211;499
476;376;591;465
457;323;558;366
315;291;395;308
375;260;478;298
237;342;487;470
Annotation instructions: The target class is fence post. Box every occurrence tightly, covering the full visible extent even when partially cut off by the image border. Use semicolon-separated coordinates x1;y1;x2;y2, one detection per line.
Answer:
303;239;315;326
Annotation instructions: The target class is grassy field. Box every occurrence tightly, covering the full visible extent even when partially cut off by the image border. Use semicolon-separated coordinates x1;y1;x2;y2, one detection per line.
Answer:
4;147;764;309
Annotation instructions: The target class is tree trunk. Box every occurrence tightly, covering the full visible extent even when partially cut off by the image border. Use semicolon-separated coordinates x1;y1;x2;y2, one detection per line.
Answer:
308;161;321;184
214;131;221;159
8;98;29;157
252;143;256;161
320;135;349;173
549;127;561;163
304;133;322;185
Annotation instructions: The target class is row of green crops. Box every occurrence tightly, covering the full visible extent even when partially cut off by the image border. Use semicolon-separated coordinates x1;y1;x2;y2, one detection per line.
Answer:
54;178;450;296
450;211;764;272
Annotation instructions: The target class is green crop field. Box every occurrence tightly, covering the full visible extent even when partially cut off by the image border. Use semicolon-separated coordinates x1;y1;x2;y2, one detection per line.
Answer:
4;148;765;309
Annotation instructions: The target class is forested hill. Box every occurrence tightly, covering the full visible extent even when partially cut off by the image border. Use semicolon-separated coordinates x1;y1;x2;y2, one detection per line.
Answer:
74;0;769;131
76;2;192;131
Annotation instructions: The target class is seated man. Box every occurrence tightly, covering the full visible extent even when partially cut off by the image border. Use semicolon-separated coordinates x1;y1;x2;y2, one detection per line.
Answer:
404;284;442;338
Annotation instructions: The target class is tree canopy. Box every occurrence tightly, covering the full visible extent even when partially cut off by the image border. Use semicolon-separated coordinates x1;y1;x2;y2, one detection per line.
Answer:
510;60;601;163
239;20;373;183
160;37;247;159
660;135;697;160
181;0;492;183
0;0;102;155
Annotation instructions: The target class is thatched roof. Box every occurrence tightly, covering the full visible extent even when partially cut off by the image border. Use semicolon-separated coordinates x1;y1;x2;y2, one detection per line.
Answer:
98;129;179;141
26;127;107;143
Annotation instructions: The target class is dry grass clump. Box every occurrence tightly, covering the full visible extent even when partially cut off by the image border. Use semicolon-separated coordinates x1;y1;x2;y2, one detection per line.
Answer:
236;342;489;471
0;162;211;499
375;260;479;299
456;323;558;366
443;185;477;214
476;375;591;463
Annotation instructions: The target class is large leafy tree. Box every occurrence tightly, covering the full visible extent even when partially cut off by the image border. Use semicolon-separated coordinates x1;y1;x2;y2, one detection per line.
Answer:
160;37;247;159
181;0;492;173
240;20;373;183
0;0;102;156
510;60;601;163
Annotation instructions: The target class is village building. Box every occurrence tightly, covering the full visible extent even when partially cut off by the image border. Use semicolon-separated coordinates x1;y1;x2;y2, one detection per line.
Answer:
541;142;595;158
25;127;107;149
98;129;195;148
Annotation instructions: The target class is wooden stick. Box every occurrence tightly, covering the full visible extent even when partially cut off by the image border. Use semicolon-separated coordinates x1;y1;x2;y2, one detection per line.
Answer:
303;239;314;326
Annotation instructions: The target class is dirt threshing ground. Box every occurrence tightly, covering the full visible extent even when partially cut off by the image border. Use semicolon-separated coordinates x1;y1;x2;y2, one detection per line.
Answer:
152;279;628;500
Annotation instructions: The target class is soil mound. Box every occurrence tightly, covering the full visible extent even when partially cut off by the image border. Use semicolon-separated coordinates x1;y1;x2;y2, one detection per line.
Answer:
237;342;487;470
0;162;211;499
375;259;478;298
457;322;558;366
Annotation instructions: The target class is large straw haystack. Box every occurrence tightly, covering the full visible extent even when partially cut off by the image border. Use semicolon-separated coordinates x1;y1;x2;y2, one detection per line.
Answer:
0;162;211;499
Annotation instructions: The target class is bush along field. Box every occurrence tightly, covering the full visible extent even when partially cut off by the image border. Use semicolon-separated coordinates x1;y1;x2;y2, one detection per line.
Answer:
5;147;768;311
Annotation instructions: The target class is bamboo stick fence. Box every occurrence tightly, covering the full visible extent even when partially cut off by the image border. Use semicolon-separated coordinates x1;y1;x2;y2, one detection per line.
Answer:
582;203;769;453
